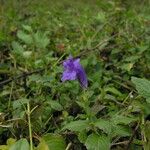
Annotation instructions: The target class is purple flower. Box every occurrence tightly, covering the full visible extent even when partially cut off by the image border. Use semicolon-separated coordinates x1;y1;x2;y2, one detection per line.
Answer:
61;56;88;88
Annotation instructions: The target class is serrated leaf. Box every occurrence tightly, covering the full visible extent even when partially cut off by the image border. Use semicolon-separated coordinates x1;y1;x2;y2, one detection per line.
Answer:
10;139;29;150
12;41;24;54
85;134;110;150
17;30;33;44
62;120;89;132
33;31;49;48
113;125;131;137
94;119;112;134
38;133;66;150
23;51;32;58
131;77;150;103
112;115;136;125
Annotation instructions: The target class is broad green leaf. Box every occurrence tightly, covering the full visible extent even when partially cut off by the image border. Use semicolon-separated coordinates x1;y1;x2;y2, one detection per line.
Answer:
38;133;66;150
37;140;49;150
0;145;8;150
111;115;137;125
49;100;63;111
85;134;110;150
13;98;29;109
94;119;112;134
113;125;131;137
131;77;150;103
17;30;33;44
78;130;87;143
62;120;89;132
121;63;134;72
7;138;16;146
10;139;29;150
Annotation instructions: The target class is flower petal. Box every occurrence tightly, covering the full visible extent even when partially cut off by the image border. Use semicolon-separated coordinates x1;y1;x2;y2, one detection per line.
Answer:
61;56;88;88
77;66;88;88
63;57;74;70
61;70;77;81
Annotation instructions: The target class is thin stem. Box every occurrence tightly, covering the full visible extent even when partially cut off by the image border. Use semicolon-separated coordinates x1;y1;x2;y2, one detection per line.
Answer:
65;142;72;150
141;114;146;143
8;81;14;109
27;102;33;150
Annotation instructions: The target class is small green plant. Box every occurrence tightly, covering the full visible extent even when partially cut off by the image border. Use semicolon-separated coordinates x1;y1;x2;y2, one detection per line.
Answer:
0;0;150;150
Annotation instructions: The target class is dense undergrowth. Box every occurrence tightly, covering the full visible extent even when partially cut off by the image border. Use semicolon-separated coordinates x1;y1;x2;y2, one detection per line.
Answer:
0;0;150;149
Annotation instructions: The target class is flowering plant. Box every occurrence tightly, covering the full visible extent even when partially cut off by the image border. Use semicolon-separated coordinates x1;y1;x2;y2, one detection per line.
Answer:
61;56;88;88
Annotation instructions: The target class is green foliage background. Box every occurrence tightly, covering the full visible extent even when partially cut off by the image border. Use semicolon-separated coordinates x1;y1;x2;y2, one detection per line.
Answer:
0;0;150;149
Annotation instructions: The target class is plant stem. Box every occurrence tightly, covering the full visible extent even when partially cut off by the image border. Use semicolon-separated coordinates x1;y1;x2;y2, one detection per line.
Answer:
27;102;33;150
8;82;14;109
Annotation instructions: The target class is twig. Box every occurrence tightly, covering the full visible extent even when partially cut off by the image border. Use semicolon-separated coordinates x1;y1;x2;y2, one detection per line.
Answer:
65;143;72;150
111;140;129;146
0;68;44;87
126;122;139;150
0;53;66;87
0;35;117;87
27;102;33;150
8;81;14;109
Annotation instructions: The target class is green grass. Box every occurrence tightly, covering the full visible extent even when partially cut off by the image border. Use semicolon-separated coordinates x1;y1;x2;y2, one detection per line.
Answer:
0;0;150;150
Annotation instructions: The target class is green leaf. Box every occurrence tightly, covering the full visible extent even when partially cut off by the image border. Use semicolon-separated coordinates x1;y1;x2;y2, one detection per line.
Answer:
94;119;112;134
49;100;63;111
38;133;66;150
37;140;49;150
10;139;29;150
95;12;106;22
0;145;8;150
13;98;29;109
120;63;134;72
124;55;140;62
62;120;89;132
111;115;137;125
22;25;32;32
104;87;122;97
6;138;16;146
113;125;131;137
12;41;24;54
78;131;87;143
17;30;33;44
131;77;150;103
147;98;150;103
33;31;49;48
85;134;110;150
